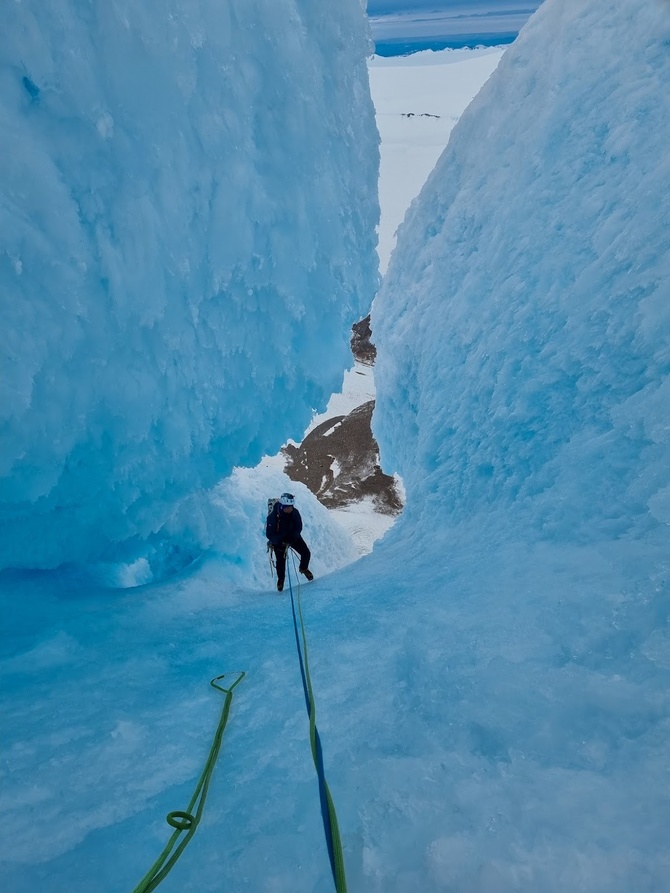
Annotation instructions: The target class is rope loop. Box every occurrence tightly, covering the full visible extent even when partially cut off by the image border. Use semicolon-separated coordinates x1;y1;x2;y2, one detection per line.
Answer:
130;671;244;893
210;671;245;694
166;811;194;831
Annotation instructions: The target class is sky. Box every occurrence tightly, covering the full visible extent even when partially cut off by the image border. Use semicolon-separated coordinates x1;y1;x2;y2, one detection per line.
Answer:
368;0;543;46
2;0;670;891
368;0;540;13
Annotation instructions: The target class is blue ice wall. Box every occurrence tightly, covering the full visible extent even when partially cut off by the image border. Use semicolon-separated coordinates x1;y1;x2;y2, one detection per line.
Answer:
373;0;670;544
0;0;380;569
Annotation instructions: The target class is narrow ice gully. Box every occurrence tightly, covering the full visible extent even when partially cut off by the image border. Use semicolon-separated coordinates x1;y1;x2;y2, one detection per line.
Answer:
2;0;670;891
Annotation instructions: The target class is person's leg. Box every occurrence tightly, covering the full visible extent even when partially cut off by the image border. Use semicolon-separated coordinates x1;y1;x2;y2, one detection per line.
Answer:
293;536;311;573
274;544;287;585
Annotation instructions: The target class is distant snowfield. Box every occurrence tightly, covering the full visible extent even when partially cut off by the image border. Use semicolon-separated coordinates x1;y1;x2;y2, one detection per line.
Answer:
369;47;505;271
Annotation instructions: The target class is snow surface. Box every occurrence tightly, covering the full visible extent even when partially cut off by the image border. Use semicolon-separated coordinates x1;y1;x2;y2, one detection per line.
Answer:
305;362;376;435
329;489;402;557
0;0;379;571
370;46;504;272
2;0;670;891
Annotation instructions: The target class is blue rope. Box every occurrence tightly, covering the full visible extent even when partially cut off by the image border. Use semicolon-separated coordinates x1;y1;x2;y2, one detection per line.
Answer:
286;553;347;893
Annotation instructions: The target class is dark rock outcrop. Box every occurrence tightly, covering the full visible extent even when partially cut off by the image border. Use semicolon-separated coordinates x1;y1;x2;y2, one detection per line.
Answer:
350;314;376;366
282;400;402;514
282;314;402;516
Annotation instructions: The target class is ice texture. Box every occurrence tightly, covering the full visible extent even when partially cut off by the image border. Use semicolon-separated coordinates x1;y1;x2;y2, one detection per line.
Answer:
365;0;670;885
3;1;670;891
0;0;380;570
373;0;670;545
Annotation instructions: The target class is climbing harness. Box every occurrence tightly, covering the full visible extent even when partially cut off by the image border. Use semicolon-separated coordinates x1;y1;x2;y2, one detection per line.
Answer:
131;671;245;893
286;551;348;893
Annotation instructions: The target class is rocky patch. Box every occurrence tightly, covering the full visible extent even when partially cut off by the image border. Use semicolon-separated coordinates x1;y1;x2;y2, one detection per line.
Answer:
350;314;376;366
282;315;402;515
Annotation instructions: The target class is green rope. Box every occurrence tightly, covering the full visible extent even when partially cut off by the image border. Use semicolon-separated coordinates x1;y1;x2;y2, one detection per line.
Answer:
287;551;348;893
131;671;245;893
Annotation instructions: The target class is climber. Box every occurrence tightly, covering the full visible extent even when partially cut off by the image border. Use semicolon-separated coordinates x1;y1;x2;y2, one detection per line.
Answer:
266;492;314;592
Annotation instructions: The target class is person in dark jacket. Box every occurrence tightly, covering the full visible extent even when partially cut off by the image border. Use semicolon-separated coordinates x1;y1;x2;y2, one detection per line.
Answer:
266;492;313;591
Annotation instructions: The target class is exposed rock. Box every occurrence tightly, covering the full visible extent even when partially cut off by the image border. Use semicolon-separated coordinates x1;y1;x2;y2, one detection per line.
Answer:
282;314;402;517
282;400;402;514
350;314;376;366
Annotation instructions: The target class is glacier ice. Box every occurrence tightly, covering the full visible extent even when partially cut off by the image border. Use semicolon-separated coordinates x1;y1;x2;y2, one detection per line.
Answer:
0;0;380;571
366;0;670;886
2;0;670;891
373;0;670;546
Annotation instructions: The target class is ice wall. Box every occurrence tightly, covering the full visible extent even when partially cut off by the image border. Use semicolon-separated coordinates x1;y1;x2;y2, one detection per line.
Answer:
373;0;670;545
0;0;379;570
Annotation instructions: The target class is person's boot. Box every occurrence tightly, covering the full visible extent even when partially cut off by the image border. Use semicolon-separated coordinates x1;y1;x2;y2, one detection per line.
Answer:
300;568;314;581
277;579;284;592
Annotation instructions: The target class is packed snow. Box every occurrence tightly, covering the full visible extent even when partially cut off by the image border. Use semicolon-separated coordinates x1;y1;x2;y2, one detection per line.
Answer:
2;0;670;891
